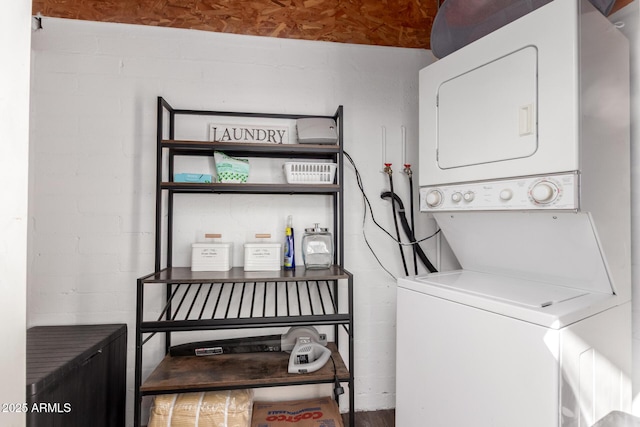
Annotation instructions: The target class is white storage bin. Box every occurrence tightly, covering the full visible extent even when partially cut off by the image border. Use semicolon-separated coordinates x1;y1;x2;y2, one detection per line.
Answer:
191;234;233;272
244;242;282;271
284;162;337;184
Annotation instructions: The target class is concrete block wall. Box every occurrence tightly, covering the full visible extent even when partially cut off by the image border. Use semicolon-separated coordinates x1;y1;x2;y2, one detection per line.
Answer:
29;17;437;425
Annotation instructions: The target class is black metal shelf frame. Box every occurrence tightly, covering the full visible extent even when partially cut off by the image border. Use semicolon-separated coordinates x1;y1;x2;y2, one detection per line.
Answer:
160;182;340;194
140;375;351;397
134;97;353;427
154;96;345;273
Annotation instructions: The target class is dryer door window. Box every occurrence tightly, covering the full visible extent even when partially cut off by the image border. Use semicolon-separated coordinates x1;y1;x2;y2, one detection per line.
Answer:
437;46;538;169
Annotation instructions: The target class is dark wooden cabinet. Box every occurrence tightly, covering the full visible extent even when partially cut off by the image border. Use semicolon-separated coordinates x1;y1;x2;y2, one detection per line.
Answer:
26;324;127;427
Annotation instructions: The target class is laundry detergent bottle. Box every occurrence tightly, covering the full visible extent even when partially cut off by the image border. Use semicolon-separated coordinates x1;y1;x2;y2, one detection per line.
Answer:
284;215;295;269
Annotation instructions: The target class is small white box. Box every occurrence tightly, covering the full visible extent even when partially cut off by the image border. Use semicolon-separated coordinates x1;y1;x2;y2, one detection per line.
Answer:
244;243;282;271
191;242;233;272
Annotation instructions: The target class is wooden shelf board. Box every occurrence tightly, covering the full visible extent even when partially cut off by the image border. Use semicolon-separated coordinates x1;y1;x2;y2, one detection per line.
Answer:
140;266;352;284
140;343;349;394
163;139;340;154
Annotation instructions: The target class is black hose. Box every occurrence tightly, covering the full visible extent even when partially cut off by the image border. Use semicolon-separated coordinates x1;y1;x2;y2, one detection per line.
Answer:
381;191;438;273
388;173;409;276
409;174;418;275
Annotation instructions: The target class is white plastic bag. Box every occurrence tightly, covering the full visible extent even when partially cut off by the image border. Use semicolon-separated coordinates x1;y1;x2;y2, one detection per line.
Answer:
148;390;253;427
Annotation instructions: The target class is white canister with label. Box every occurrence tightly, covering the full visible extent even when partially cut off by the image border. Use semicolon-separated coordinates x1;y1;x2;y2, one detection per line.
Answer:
191;234;233;272
244;233;282;271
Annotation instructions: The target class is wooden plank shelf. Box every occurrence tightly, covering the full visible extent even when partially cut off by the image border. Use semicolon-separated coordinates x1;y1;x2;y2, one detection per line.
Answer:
163;139;340;156
141;266;352;284
140;343;349;394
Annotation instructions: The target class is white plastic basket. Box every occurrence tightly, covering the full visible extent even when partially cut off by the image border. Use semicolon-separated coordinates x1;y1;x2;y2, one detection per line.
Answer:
284;162;337;184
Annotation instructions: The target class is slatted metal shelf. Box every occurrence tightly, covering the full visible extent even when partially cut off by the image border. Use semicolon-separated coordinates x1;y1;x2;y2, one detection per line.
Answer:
138;267;352;334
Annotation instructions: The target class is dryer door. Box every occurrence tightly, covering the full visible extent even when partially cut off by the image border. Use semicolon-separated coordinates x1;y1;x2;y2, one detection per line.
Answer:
437;46;538;169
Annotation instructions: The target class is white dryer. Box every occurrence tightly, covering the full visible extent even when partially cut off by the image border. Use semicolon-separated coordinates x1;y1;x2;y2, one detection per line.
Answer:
397;0;631;426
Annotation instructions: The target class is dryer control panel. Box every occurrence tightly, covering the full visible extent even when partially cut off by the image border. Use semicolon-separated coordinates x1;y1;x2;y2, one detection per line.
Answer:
420;173;578;211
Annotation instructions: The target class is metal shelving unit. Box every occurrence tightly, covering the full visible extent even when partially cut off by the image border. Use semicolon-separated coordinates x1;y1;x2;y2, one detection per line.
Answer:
134;97;353;426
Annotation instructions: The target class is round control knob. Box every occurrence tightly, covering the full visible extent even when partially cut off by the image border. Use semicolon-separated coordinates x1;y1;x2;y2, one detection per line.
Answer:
499;189;513;201
463;191;475;202
530;181;558;204
425;189;443;208
451;192;462;203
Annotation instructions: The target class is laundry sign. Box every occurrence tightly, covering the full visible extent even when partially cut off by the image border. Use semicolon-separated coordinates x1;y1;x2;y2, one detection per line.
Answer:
209;123;289;144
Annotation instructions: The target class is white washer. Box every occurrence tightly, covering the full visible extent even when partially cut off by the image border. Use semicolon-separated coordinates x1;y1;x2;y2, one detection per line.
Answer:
397;271;631;427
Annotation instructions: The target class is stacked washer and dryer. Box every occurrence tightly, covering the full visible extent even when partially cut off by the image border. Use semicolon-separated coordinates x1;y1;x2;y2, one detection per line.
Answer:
396;1;631;426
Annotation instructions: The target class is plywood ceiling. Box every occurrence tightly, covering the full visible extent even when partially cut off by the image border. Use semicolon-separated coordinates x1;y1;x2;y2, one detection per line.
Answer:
31;0;634;49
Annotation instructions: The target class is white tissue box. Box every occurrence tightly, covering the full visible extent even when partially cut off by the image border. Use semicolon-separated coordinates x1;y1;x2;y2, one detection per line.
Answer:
191;242;233;272
243;243;282;271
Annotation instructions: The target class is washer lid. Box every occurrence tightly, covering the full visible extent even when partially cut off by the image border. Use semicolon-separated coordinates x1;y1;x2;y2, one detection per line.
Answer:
401;270;617;328
433;211;614;296
415;270;586;309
